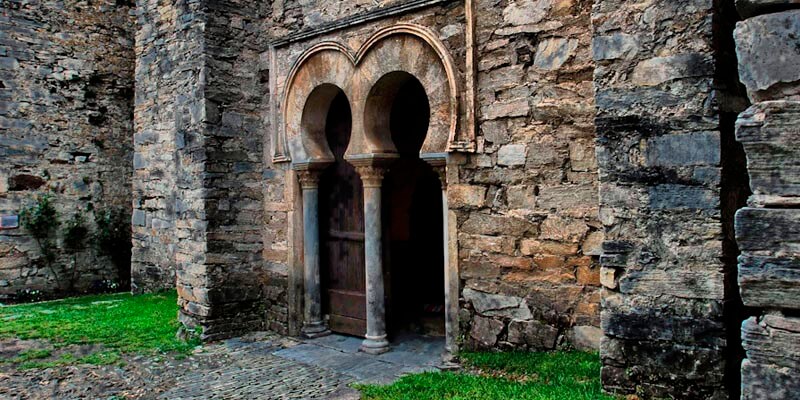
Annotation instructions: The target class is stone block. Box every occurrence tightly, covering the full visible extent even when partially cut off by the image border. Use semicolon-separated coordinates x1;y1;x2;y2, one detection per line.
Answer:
645;132;720;167
539;215;588;243
736;208;800;253
592;32;639;61
582;231;603;256
520;239;578;256
483;99;529;120
736;101;800;196
463;288;532;320
569;325;602;351
618;269;725;300
481;120;510;144
448;184;486;208
461;213;534;236
742;315;800;370
569;139;596;172
533;38;578;70
735;10;800;100
631;53;713;87
507;319;559;349
741;359;800;400
648;184;717;210
470;315;504;347
497;144;528;166
739;253;800;309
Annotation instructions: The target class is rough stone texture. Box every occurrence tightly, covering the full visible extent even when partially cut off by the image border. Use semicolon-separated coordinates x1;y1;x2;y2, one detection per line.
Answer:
735;3;800;398
736;101;800;198
0;0;134;300
734;10;800;102
592;0;748;398
458;0;601;353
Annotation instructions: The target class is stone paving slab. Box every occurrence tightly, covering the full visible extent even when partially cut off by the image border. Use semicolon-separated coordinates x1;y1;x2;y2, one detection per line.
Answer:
273;333;445;385
0;332;444;399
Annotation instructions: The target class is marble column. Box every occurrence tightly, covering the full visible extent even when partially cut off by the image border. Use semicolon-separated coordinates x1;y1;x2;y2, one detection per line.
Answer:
355;165;390;354
432;164;459;361
297;169;330;338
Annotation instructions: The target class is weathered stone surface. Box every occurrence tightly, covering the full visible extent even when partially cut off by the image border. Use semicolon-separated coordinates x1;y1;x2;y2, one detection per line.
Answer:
631;54;712;87
533;38;578;70
448;185;486;208
507;319;559;349
0;1;134;299
742;315;800;370
736;101;800;196
469;315;504;347
463;288;532;320
646;132;721;167
735;10;800;101
592;33;639;61
569;325;602;351
497;144;528;166
739;254;800;309
736;208;800;253
741;359;800;400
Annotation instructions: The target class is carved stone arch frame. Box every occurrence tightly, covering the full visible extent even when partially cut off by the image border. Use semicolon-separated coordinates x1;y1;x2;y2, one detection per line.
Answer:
280;23;467;165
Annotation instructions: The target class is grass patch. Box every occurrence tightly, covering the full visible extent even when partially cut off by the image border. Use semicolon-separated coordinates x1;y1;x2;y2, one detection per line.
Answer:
0;291;199;369
357;351;616;400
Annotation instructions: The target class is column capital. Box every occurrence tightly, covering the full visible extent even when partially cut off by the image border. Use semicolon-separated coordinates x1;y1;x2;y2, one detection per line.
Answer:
296;169;322;189
432;165;447;189
355;165;387;188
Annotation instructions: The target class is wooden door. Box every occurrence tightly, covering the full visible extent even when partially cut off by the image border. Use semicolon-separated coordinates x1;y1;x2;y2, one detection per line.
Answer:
319;93;366;337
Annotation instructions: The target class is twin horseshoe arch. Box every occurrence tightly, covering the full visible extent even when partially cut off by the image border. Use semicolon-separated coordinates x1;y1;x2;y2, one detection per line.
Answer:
282;23;461;168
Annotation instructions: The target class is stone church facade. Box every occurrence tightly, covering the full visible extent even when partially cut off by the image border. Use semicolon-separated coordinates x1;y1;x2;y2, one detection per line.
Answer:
2;0;800;398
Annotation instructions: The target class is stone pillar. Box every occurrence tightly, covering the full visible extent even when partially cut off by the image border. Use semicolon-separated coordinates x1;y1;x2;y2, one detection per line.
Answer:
734;5;800;399
431;162;459;361
355;165;390;354
297;169;330;338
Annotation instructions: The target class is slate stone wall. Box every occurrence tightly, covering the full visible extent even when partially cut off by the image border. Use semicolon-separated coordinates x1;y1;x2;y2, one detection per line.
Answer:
132;0;205;296
733;3;800;399
459;0;602;352
0;0;134;300
592;0;749;397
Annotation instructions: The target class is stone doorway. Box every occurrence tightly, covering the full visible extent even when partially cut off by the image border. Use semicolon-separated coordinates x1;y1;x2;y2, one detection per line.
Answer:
283;26;463;356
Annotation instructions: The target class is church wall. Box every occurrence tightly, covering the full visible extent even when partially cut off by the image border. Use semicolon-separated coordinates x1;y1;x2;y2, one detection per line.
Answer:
458;0;601;352
0;0;134;300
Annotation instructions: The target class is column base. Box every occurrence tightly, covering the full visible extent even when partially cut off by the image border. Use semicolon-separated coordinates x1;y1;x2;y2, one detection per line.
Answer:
301;321;331;339
360;335;390;354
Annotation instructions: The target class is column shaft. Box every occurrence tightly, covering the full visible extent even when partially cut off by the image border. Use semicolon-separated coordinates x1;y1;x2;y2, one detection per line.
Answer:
298;170;329;338
357;166;390;354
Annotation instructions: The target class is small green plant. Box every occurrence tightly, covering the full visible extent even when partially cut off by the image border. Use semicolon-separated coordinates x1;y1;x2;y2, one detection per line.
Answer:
19;194;60;286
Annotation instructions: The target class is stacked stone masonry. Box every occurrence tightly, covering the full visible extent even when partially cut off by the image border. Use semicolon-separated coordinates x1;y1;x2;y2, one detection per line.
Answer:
0;0;134;300
4;0;799;399
592;0;752;397
733;3;800;399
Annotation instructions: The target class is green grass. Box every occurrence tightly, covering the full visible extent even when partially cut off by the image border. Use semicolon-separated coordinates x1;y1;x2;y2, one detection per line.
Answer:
357;351;616;400
0;291;199;368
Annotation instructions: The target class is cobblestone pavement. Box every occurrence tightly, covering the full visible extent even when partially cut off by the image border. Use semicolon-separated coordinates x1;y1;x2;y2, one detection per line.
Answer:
0;332;445;399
